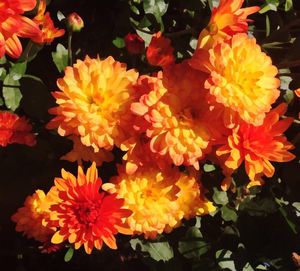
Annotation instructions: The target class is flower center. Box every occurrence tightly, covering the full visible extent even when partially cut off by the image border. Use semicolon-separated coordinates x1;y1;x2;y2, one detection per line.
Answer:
74;202;100;225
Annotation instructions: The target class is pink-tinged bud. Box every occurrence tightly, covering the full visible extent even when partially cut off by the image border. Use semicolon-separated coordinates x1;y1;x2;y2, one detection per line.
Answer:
67;12;84;32
124;33;145;54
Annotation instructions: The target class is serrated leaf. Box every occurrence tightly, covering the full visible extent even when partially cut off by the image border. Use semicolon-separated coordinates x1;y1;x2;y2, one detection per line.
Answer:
52;43;68;73
216;249;235;270
178;227;208;259
212;188;228;205
221;205;238;222
3;74;22;111
112;37;125;48
130;238;174;262
64;247;74;262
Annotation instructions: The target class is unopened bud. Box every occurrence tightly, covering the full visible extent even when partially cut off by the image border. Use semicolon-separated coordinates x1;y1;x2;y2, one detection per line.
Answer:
67;12;84;32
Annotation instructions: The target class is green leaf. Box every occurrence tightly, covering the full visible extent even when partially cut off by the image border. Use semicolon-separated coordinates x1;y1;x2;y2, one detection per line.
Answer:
57;10;66;21
0;97;3;106
136;30;153;46
178;227;208;259
203;163;216;173
64;247;74;262
212;188;228;205
143;0;169;31
216;249;235;270
52;43;68;73
3;74;22;111
9;62;27;81
130;238;174;262
265;15;270;37
112;37;125;48
279;207;297;234
221;205;238;222
285;0;293;11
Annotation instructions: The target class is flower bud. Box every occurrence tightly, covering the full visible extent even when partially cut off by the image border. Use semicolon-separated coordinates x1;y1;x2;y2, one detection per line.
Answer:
67;12;84;32
124;33;145;54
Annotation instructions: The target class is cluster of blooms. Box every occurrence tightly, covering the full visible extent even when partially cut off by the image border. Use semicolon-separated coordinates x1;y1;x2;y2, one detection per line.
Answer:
11;0;296;255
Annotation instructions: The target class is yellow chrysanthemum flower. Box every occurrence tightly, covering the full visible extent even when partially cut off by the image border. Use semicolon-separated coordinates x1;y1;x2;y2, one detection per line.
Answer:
103;165;215;239
47;56;139;151
190;33;280;126
131;62;211;169
11;190;55;243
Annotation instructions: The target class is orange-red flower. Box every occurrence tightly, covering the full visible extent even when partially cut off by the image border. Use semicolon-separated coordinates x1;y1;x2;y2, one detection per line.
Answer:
32;0;65;43
47;56;138;152
0;0;41;58
216;104;295;186
11;190;55;243
44;163;132;254
0;112;36;147
124;33;145;54
191;33;280;127
60;136;114;166
131;62;211;168
146;32;175;67
197;0;259;49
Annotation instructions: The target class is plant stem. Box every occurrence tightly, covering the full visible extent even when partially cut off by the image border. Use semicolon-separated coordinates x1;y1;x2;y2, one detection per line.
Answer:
68;32;73;66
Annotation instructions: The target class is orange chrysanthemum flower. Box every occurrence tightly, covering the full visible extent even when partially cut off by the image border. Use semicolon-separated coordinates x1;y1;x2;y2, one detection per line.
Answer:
61;136;114;166
47;56;139;152
104;165;215;239
11;190;55;243
191;33;280;127
146;32;175;67
0;112;36;147
131;62;211;168
32;0;65;43
197;0;259;49
216;104;295;186
0;0;41;58
44;163;132;254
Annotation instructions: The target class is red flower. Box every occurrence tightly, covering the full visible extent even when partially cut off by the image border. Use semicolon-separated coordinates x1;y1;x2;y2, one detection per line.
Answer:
32;0;65;44
124;33;145;54
0;112;36;147
0;0;41;58
146;32;175;67
45;163;132;254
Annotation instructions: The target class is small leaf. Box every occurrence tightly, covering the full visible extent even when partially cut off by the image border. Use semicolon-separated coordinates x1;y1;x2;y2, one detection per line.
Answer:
143;0;169;31
221;205;238;222
216;249;235;270
112;37;125;48
136;30;153;46
203;164;216;173
64;247;74;262
9;62;27;81
178;227;208;259
285;0;293;11
52;43;68;73
3;74;22;111
212;188;228;205
57;10;66;21
130;238;174;262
